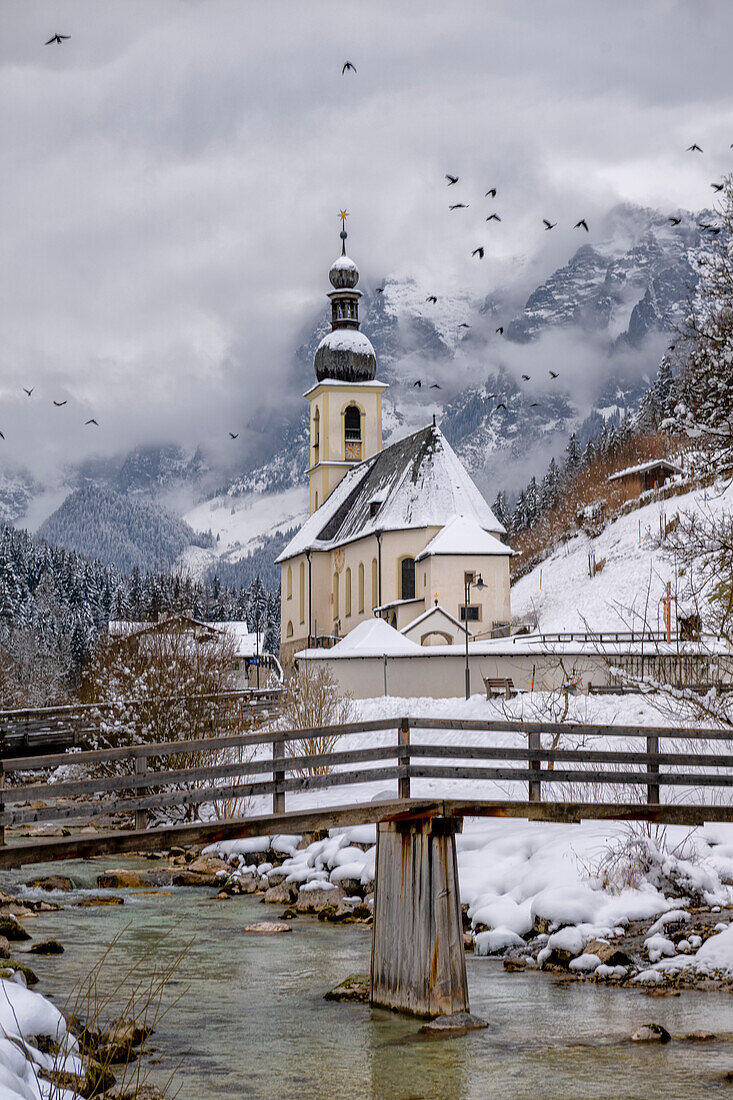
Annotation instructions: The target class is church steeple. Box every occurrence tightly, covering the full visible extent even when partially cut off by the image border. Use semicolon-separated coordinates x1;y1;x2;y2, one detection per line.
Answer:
305;215;387;515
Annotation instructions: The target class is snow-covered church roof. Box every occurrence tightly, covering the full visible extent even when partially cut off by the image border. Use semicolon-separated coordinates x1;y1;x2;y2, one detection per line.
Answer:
416;514;511;560
276;424;504;562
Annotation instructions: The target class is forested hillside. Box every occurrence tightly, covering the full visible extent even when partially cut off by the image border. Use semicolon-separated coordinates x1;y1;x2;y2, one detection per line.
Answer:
39;485;214;573
0;524;279;707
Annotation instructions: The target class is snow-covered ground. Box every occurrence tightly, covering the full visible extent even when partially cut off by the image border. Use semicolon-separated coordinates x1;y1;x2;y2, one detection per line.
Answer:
0;979;82;1098
511;479;733;633
181;484;308;574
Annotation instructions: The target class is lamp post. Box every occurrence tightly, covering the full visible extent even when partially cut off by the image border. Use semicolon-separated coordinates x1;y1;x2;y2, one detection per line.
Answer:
464;572;486;699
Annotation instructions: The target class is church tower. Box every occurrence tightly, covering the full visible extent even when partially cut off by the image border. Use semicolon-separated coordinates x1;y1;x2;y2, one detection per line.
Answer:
305;213;387;515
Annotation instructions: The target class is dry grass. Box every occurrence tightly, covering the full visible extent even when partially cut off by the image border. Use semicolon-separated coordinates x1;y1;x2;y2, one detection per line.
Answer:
280;663;352;776
510;431;693;582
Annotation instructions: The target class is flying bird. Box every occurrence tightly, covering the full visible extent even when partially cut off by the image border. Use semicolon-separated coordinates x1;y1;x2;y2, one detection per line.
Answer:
496;403;507;411
707;227;721;234
426;295;437;303
495;326;504;335
341;61;356;74
229;432;239;439
85;418;98;426
686;144;703;152
45;34;70;45
445;174;459;185
486;213;501;222
430;384;441;389
458;322;470;328
549;370;559;378
472;246;485;259
521;374;531;381
413;380;422;388
375;287;384;293
711;182;725;192
22;387;33;397
542;219;557;230
485;188;497;198
0;431;4;440
667;344;676;352
530;403;539;407
574;219;589;232
53;400;67;407
449;203;469;210
668;216;682;225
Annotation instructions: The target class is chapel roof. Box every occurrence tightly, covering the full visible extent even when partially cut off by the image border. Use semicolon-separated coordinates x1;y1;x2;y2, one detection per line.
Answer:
276;423;504;562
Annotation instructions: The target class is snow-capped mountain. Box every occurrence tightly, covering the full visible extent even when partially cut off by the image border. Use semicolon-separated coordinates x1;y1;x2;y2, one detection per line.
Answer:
1;202;707;570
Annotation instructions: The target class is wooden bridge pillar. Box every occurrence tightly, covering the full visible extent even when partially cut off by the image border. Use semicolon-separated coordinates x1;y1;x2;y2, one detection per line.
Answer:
370;815;469;1018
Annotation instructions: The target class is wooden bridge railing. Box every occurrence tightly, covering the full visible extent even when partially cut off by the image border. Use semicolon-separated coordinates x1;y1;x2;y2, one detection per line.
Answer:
2;716;733;841
0;688;281;759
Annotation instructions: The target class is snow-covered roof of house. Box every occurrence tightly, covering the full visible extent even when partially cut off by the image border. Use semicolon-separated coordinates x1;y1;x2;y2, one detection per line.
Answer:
608;459;682;483
276;424;504;562
415;514;512;561
400;603;469;637
108;616;274;659
297;616;421;658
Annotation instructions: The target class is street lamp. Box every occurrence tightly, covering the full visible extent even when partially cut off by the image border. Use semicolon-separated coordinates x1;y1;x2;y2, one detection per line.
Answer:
464;572;486;699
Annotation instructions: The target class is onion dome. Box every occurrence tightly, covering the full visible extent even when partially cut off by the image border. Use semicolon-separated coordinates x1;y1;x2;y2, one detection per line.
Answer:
314;212;377;383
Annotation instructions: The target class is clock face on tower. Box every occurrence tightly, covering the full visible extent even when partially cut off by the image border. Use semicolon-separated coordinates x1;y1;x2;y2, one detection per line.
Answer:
345;440;362;461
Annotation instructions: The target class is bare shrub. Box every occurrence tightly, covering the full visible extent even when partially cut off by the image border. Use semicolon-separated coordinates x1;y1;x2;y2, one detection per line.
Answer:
583;822;704;899
279;662;352;776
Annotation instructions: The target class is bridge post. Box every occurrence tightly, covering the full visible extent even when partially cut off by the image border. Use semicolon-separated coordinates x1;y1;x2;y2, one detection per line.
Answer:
272;729;285;815
397;718;410;801
370;815;468;1018
647;734;660;805
134;755;148;832
528;729;542;802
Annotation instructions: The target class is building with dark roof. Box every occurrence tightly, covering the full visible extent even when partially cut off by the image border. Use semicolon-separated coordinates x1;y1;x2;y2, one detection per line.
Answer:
278;221;511;661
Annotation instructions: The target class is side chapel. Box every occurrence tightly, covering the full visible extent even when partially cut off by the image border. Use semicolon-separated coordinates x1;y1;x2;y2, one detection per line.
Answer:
278;219;512;662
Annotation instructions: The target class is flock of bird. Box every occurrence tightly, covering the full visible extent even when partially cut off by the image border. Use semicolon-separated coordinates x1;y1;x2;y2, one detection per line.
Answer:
401;135;731;405
5;40;730;444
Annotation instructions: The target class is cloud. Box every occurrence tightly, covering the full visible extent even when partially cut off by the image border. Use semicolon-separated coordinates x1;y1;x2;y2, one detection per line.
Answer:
1;0;732;482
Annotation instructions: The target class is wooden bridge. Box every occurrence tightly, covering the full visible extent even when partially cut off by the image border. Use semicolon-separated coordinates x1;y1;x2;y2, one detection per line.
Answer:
1;714;732;1018
0;688;280;759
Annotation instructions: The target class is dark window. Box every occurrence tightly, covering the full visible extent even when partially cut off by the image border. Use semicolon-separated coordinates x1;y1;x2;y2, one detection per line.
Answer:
401;557;416;600
460;605;480;621
344;405;361;442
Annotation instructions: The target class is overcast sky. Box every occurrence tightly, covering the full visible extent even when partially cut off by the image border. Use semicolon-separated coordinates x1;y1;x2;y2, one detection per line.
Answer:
2;0;732;480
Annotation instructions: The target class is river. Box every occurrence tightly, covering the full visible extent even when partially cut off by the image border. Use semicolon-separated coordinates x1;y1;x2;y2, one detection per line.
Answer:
3;857;733;1100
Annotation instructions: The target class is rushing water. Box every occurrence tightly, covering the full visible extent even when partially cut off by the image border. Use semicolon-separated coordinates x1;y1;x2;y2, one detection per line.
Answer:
4;857;733;1100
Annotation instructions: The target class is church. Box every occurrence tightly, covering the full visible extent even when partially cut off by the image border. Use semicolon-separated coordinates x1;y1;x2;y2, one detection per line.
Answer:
277;221;512;663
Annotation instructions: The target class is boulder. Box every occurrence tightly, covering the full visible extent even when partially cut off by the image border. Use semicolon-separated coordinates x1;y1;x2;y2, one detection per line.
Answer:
265;869;288;887
419;1013;488;1036
295;886;344;914
241;921;292;935
26;875;74;892
100;1018;151;1062
71;895;124;907
685;1030;717;1041
0;915;30;941
584;939;633;967
170;871;215;887
7;960;38;986
29;939;64;955
235;874;261;894
630;1023;671;1044
97;869;148;890
0;936;10;959
503;958;527;972
324;974;370;1003
187;856;229;877
263;882;298;905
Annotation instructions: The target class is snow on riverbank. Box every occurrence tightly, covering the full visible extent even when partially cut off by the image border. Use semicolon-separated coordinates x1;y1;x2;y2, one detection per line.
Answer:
204;691;733;983
0;979;82;1098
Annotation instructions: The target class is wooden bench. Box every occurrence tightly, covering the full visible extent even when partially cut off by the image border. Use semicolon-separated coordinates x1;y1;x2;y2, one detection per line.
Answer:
483;677;516;700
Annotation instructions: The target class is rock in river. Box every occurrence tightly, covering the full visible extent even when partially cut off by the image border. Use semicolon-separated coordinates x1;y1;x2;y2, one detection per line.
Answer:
26;875;74;892
29;939;64;955
419;1013;489;1036
630;1023;671;1043
97;869;148;889
241;921;292;935
324;975;370;1003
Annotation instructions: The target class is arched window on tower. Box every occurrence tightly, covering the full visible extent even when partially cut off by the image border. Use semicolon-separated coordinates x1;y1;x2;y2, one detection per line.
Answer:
344;405;362;461
313;407;320;464
400;557;416;601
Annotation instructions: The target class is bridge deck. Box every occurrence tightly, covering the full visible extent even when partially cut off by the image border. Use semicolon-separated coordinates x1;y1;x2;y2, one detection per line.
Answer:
1;797;732;869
